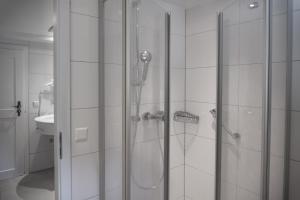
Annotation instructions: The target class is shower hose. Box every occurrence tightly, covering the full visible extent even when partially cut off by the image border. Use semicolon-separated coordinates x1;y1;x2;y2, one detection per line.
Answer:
130;67;164;191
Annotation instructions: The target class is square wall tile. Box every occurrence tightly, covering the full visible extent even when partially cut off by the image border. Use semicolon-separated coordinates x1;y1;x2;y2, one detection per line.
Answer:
272;14;287;62
104;0;122;22
289;160;300;200
291;61;300;111
269;156;284;200
271;62;287;109
104;20;122;65
294;0;300;10
222;66;239;106
186;67;216;103
220;181;237;200
221;143;239;184
104;64;122;106
238;64;263;107
170;68;185;102
185;135;215;175
170;166;184;200
72;152;99;200
291;111;300;161
239;20;264;65
186;0;227;35
238;106;263;151
223;25;239;66
293;11;300;60
71;0;99;17
270;109;286;157
170;35;185;69
71;13;99;62
105;106;122;149
71;62;99;109
185;166;215;200
186;31;217;68
170;134;184;168
237;148;261;194
71;108;99;156
185;102;216;139
105;148;122;190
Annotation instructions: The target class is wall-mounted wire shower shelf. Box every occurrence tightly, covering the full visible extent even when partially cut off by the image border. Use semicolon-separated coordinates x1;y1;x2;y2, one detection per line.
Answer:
173;111;199;124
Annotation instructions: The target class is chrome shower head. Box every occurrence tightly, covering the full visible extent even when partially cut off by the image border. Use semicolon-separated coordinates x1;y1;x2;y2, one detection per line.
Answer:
140;50;152;64
139;50;152;83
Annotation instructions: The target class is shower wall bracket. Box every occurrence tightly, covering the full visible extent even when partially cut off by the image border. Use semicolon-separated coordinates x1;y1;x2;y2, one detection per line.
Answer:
173;111;199;124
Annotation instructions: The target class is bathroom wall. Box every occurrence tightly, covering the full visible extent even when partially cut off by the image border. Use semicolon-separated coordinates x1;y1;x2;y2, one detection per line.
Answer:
70;0;100;200
28;42;54;172
289;0;300;199
185;0;270;199
103;0;123;199
185;1;227;199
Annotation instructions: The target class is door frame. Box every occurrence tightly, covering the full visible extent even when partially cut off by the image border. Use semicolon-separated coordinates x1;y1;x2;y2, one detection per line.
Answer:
0;43;29;179
53;0;72;199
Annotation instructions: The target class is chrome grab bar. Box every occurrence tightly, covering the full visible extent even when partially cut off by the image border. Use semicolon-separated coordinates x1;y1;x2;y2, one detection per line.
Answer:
210;108;240;139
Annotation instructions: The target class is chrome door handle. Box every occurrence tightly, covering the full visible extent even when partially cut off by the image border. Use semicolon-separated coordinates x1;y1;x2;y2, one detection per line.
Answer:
13;101;21;116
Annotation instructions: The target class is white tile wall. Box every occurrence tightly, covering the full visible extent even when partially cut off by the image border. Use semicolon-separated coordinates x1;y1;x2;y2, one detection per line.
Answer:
185;135;216;175
289;160;300;200
186;31;217;68
72;152;100;200
292;11;300;60
291;61;300;111
290;111;300;161
239;20;264;65
186;67;216;103
185;166;215;200
71;62;99;109
71;108;99;156
71;13;99;62
289;3;300;200
70;0;100;199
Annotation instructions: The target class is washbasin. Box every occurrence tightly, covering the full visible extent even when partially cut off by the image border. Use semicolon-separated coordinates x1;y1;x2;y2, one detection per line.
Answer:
34;114;55;136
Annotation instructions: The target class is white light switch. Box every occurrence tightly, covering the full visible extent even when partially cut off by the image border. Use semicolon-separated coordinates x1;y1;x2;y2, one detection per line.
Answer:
75;127;88;142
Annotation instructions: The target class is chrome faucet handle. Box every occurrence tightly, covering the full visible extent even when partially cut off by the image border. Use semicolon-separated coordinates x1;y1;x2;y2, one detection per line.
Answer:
142;111;165;122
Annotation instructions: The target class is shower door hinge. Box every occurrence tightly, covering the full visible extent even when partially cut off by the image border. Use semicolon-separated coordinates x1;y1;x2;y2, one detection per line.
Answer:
59;132;63;159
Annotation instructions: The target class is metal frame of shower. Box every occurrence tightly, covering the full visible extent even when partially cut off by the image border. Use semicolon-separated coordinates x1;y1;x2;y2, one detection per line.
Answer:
123;1;171;200
215;0;292;199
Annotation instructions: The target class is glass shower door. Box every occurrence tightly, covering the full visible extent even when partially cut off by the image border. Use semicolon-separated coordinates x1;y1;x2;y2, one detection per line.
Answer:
217;1;266;199
126;1;170;200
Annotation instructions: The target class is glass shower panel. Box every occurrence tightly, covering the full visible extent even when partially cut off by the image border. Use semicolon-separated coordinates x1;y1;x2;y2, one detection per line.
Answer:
127;1;169;200
269;0;288;198
219;0;266;199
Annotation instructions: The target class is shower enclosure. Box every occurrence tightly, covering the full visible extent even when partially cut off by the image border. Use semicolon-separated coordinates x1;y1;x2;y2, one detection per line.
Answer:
126;1;170;200
103;0;290;199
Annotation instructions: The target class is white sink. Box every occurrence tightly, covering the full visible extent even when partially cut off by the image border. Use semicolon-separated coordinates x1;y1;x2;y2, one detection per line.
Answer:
34;114;55;136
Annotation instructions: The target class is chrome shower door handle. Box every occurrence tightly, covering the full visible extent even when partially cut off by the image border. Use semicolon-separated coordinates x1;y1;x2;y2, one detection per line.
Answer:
13;101;22;117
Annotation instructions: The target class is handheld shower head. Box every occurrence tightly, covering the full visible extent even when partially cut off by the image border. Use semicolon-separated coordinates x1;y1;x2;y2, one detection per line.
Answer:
140;50;152;64
139;50;152;82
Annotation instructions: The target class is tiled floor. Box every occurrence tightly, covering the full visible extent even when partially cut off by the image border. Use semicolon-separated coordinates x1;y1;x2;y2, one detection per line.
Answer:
0;169;55;200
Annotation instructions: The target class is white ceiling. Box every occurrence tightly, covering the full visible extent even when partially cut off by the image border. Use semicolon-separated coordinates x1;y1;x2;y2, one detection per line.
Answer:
0;0;54;43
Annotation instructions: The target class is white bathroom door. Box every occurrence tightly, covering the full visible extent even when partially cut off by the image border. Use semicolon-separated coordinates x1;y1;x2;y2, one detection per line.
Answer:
0;44;28;181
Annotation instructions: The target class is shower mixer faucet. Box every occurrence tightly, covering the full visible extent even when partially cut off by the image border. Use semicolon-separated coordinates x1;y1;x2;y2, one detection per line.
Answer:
142;111;165;122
